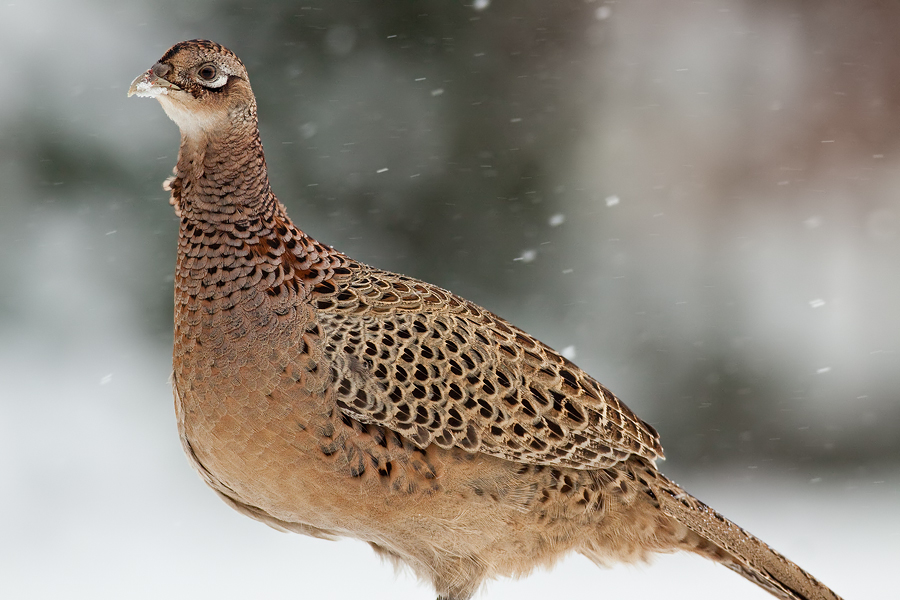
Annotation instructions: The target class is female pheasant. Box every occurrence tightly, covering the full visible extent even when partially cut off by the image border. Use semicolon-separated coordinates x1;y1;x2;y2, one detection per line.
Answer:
129;40;842;600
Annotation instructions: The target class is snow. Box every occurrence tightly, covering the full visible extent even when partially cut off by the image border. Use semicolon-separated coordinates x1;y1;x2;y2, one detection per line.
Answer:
548;213;566;227
803;215;823;229
128;77;168;98
325;25;357;57
514;249;537;263
300;122;317;139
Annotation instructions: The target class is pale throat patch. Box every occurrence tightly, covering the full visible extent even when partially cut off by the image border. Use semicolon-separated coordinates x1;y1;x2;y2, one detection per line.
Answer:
158;95;227;138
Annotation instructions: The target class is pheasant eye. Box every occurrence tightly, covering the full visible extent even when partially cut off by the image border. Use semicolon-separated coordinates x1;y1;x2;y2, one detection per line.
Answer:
198;65;217;81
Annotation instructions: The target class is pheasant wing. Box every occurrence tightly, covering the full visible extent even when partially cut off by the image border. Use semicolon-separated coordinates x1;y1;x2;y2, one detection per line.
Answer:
312;261;664;470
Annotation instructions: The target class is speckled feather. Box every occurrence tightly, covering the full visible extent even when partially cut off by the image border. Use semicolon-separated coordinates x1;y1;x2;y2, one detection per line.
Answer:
132;40;844;600
315;263;665;469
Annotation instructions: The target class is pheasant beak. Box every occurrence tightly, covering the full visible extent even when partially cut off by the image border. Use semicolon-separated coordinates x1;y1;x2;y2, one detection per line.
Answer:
127;65;182;98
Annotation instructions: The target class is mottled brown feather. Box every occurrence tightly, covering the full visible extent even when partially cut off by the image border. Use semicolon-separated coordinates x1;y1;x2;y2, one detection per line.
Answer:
313;261;664;469
130;40;844;600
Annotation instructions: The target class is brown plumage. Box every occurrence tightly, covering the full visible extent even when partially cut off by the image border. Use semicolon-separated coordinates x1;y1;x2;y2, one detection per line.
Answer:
129;40;843;600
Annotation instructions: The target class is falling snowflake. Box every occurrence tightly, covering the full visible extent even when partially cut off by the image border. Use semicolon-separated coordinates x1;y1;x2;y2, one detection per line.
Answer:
514;249;537;263
803;216;822;229
548;213;566;227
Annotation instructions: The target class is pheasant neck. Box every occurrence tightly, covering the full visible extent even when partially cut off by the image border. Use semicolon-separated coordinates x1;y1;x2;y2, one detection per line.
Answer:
170;114;340;315
173;117;280;226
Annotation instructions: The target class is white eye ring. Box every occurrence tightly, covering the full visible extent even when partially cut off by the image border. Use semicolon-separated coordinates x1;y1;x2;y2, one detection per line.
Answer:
197;64;228;88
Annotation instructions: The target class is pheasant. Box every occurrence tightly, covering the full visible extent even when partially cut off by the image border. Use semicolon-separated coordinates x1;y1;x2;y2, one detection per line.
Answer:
129;40;843;600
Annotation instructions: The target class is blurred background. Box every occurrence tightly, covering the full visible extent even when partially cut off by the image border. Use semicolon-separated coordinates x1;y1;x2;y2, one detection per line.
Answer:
1;0;896;598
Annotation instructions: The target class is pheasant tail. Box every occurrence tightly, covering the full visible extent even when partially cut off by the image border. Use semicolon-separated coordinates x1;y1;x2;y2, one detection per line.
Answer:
653;474;840;600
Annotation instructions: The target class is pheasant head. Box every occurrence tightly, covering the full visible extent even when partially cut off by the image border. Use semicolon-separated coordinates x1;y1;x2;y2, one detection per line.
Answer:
128;40;273;222
128;39;256;141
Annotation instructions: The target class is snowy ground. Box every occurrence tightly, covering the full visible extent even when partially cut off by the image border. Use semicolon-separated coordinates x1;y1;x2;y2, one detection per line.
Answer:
1;329;892;600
